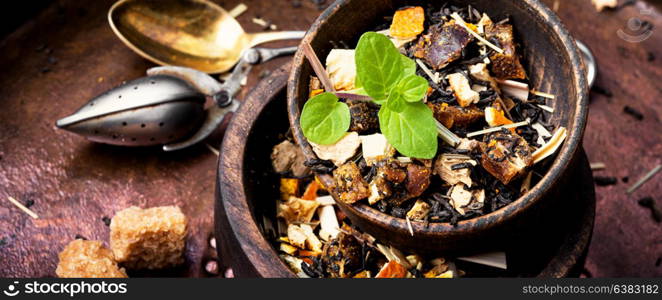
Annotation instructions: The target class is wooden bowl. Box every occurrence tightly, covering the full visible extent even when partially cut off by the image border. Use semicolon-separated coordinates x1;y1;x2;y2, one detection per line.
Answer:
215;65;595;277
287;0;589;254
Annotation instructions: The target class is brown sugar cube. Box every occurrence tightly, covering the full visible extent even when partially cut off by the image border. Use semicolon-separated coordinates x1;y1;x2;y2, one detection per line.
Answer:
110;206;188;269
56;239;127;278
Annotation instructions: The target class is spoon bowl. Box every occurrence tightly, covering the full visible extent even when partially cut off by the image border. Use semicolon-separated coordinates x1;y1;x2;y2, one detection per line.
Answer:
109;0;304;73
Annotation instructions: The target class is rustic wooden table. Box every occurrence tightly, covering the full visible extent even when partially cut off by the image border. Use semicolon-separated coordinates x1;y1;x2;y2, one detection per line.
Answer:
0;0;659;277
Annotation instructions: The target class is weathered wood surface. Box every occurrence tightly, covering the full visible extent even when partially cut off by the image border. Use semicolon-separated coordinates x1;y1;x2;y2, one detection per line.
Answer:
0;0;320;278
547;0;662;278
0;0;659;277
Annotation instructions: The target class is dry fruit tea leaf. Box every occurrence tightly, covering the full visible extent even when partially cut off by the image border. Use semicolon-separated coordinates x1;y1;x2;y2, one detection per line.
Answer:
301;180;321;200
6;196;39;219
531;90;555;99
466;118;530;138
496;79;529;101
589;162;606;171
405;216;414;236
389;6;425;39
302;42;335;92
416;59;437;83
228;3;247;18
450;13;503;54
456;252;507;270
627;164;662;194
532;127;567;164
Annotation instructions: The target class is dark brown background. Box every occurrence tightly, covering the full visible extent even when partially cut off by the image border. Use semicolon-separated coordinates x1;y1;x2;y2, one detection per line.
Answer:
0;0;659;277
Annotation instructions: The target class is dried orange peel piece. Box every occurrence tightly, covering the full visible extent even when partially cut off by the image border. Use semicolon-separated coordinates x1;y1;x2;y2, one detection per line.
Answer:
389;6;425;39
301;180;321;200
375;260;408;278
280;178;299;200
309;89;324;98
485;106;515;133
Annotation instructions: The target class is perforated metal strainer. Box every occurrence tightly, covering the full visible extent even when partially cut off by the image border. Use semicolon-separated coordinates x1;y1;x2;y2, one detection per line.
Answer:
56;46;296;151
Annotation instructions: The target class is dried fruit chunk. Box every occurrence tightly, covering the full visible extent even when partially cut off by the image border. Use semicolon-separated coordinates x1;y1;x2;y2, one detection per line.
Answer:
447;73;480;107
360;133;395;166
375;260;409;278
427;102;484;128
424;261;449;278
353;270;372;278
332;162;370;204
368;169;392;205
300;224;323;252
449;184;485;215
480;131;533;184
325;49;357;91
469;63;500;91
279;178;299;201
321;232;362;278
405;164;431;198
485;106;514;127
287;224;308;249
310;132;361;166
434;154;476;186
412;22;473;70
317;204;340;241
271;140;311;177
389;6;425;39
301;180;321;200
278;196;320;224
485;22;527;80
406;200;431;221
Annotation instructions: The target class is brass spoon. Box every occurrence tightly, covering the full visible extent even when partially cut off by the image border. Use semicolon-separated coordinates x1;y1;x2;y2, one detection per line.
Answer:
109;0;304;73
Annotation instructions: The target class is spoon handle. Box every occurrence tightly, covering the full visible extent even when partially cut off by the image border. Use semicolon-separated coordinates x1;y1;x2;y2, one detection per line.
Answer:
247;31;306;47
255;46;298;63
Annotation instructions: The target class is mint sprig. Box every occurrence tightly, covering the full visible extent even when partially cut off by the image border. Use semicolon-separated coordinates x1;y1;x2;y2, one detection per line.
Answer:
300;32;438;158
300;92;350;145
379;90;438;158
355;32;404;102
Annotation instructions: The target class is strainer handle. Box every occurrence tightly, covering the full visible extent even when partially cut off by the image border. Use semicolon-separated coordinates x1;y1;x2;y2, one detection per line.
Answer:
162;100;240;151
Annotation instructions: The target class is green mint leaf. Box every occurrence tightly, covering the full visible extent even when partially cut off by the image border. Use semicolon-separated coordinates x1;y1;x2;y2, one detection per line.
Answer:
379;92;438;159
395;74;428;103
401;54;416;77
355;32;403;101
300;92;350;145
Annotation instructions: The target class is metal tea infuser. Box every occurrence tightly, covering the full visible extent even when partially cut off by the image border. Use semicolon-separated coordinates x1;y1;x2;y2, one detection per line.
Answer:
56;46;296;151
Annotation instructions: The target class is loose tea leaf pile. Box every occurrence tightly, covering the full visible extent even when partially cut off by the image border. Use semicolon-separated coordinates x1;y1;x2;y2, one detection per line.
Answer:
299;2;567;223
